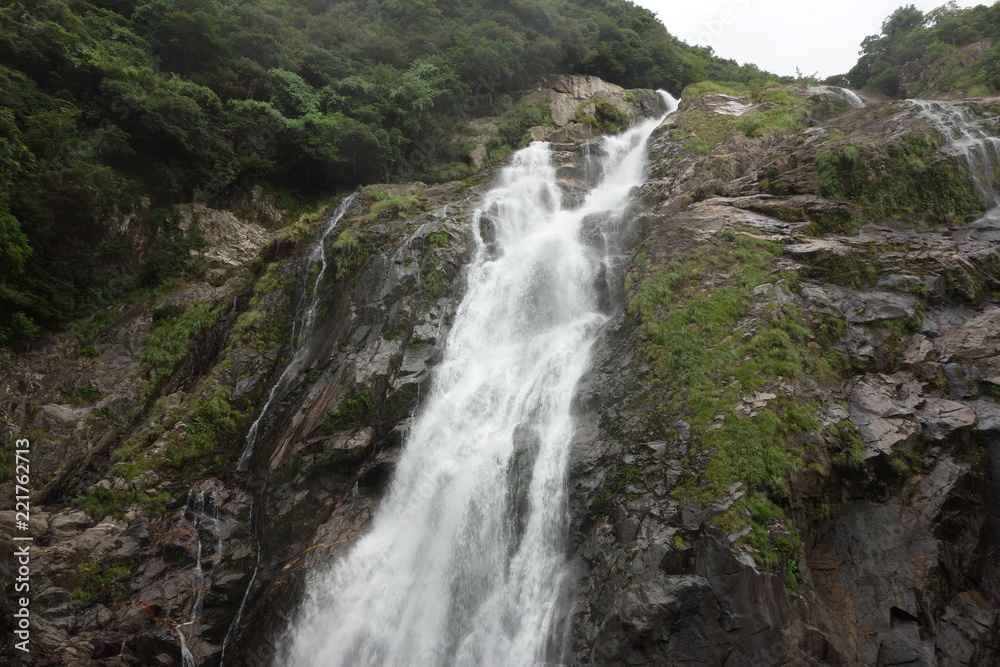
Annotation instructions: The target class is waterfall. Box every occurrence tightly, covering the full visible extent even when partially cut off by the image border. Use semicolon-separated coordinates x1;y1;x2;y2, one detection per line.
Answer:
279;92;678;667
837;87;865;109
910;99;1000;216
807;85;865;109
237;193;359;470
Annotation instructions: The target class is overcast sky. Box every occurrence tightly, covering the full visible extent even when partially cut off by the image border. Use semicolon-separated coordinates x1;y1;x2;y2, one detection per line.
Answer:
633;0;982;78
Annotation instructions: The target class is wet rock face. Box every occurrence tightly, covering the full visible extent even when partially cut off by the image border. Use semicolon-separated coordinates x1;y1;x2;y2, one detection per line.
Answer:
222;189;486;662
567;88;1000;665
0;177;485;664
0;479;252;666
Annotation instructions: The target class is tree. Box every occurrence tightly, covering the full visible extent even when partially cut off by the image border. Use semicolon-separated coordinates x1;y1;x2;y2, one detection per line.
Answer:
0;212;31;280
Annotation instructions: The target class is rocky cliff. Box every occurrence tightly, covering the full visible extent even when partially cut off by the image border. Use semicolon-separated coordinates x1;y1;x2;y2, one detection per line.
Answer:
568;84;1000;665
1;77;998;666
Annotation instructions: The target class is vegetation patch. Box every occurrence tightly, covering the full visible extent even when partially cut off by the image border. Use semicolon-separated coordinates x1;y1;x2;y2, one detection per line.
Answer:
365;189;427;223
812;134;983;223
420;266;452;298
626;229;848;580
576;96;633;134
332;229;372;280
72;308;122;346
828;419;867;470
425;230;454;248
715;494;802;590
233;262;295;352
314;386;375;436
629;236;824;498
70;557;141;605
162;385;243;474
139;302;219;378
75;487;171;521
669;84;809;158
492;99;554;151
69;383;102;406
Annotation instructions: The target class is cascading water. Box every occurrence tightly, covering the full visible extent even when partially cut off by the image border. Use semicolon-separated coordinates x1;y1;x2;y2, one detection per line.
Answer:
911;99;1000;217
807;85;865;109
280;93;678;667
237;193;359;470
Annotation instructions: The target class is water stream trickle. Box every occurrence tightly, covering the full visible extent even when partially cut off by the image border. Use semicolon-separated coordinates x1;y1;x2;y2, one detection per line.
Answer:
237;193;359;470
280;93;678;667
174;487;223;666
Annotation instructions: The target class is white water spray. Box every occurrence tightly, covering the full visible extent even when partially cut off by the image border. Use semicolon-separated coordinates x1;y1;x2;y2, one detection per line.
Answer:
280;94;678;666
237;193;358;470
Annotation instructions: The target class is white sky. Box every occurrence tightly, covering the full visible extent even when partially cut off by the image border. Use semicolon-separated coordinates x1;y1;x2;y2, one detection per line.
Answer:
633;0;983;78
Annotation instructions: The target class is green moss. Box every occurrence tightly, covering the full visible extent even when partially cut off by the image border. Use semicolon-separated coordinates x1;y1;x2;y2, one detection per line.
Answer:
426;230;454;248
71;307;121;344
314;386;374;436
812;135;983;222
382;382;420;425
331;229;372;279
233;307;287;353
365;194;426;223
749;84;799;106
715;492;802;590
629;232;835;504
802;246;880;288
233;262;295;352
421;265;452;298
70;557;141;605
888;455;913;478
682;81;741;98
877;314;923;369
139;302;219;377
671;84;808;157
111;379;246;480
829;419;866;470
577;96;634;134
494;99;553;150
738;106;809;139
593;462;644;509
74;487;171;521
69;383;102;406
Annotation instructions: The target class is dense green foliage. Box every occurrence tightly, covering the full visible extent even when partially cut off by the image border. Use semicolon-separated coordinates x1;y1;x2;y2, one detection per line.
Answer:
0;0;767;343
839;1;1000;96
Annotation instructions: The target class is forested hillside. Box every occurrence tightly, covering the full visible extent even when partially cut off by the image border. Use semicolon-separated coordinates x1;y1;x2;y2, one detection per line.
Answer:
0;0;768;343
837;1;1000;96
